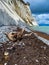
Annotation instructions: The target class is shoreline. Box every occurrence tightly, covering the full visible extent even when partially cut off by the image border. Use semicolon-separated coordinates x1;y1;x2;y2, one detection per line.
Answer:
33;30;49;40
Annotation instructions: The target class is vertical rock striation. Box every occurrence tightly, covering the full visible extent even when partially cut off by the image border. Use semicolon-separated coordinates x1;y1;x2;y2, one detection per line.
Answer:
0;0;38;27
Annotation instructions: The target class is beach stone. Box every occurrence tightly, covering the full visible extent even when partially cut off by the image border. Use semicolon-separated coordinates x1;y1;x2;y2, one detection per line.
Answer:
15;64;17;65
4;52;9;56
4;63;7;65
35;59;39;63
44;46;47;50
0;43;3;47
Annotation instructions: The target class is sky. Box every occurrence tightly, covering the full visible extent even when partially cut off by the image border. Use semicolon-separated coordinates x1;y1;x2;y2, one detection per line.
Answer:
24;0;49;25
24;0;49;14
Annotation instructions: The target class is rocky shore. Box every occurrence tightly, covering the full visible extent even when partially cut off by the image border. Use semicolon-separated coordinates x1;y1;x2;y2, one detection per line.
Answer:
0;26;49;65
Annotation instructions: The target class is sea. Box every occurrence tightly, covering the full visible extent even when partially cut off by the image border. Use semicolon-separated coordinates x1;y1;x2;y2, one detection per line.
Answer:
31;26;49;35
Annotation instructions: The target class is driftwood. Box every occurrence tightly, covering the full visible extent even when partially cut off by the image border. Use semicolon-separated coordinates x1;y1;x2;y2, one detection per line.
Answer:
5;29;33;42
5;29;24;41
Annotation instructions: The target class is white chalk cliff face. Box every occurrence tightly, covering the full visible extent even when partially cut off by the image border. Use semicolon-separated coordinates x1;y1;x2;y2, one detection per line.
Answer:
0;0;38;27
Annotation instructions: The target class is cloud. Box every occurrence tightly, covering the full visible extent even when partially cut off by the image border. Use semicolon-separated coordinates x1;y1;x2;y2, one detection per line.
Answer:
24;0;49;13
33;14;49;24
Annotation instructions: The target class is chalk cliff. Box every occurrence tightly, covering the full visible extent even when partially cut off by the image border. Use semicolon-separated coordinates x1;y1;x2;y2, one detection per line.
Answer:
0;0;38;27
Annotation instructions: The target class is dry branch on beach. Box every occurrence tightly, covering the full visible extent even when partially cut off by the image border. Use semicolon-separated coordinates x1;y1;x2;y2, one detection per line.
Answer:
5;28;33;42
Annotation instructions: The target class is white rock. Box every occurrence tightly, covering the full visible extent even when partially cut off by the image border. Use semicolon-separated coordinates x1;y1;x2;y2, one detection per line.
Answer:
4;51;9;56
22;43;25;46
24;57;26;59
36;59;39;62
4;63;7;65
44;57;46;59
15;64;17;65
41;46;43;48
44;46;46;50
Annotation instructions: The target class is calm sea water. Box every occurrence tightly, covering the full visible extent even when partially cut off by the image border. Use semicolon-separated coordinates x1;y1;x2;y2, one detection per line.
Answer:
31;26;49;34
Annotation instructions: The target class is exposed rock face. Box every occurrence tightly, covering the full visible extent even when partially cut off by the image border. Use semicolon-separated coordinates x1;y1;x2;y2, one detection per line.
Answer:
0;0;17;26
7;0;38;25
0;0;38;26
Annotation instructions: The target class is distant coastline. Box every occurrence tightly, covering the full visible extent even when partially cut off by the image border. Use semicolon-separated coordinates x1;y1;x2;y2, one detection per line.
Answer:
39;24;49;26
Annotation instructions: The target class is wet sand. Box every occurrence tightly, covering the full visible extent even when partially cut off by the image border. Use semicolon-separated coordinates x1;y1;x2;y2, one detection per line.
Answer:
0;27;49;65
33;31;49;40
